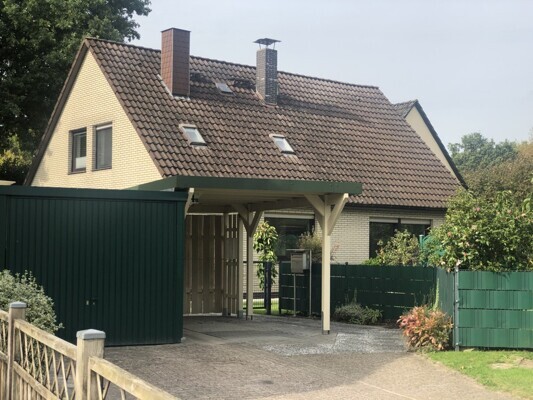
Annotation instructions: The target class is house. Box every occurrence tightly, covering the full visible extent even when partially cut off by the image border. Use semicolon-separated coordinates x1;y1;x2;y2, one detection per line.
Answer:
24;28;462;330
393;100;465;186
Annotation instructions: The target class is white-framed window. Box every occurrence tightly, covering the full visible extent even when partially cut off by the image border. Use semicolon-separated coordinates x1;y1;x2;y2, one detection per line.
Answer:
271;135;295;154
71;128;87;172
180;124;206;147
94;124;112;170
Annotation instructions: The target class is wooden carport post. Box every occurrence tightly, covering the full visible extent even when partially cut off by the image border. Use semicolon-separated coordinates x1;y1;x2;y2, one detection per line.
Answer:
233;204;263;320
305;194;348;334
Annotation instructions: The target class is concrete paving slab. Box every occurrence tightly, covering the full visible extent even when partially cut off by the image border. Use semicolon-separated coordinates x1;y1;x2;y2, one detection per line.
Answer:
105;315;518;400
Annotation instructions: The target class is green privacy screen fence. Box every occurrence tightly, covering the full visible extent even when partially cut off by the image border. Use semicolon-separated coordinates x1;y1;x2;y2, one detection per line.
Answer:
280;263;533;349
0;186;187;346
279;262;435;320
456;271;533;348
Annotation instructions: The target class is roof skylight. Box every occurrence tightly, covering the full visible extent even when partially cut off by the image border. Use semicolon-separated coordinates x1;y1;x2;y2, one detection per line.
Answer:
271;135;295;154
215;82;233;94
180;124;206;146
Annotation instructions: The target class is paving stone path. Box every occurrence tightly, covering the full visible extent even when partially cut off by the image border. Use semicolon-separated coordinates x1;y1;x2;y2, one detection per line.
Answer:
106;316;517;400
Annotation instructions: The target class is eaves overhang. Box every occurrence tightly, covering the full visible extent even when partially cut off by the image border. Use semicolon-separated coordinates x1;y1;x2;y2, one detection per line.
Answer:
128;175;363;214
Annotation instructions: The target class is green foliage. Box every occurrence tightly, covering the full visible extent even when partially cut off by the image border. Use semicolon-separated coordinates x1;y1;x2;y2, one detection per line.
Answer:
297;232;323;262
449;132;517;173
449;133;532;201
430;189;533;271
397;305;452;351
463;140;533;201
253;222;278;290
0;136;32;184
366;230;421;266
0;270;62;333
333;301;382;325
0;0;151;180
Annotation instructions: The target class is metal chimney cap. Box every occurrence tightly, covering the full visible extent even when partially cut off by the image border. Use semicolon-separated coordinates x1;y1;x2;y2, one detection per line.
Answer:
254;38;280;48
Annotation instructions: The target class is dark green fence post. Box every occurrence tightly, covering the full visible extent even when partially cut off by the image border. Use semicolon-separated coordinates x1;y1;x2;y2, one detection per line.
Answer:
454;266;460;351
265;261;272;315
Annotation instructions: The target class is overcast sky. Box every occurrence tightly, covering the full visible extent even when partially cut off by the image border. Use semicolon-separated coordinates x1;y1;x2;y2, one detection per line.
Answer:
133;0;533;146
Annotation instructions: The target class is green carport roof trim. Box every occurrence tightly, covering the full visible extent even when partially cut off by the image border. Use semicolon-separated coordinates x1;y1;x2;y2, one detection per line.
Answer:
129;175;362;213
129;175;362;195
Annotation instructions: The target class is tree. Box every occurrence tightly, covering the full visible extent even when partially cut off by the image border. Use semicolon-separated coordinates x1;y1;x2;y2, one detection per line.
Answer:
253;222;278;290
0;0;151;181
466;140;533;200
448;133;517;173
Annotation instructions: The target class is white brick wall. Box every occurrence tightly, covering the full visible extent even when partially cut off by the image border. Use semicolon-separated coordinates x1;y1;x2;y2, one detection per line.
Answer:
243;206;445;264
325;206;445;264
31;51;161;189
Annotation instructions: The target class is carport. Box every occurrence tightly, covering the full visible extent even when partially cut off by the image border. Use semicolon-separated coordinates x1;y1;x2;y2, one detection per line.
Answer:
131;175;362;334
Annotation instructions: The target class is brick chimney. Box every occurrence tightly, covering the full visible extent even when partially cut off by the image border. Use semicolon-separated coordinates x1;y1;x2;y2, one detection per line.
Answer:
255;38;280;105
161;28;190;97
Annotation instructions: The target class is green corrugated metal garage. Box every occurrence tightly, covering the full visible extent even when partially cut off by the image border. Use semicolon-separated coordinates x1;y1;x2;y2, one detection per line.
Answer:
0;186;186;346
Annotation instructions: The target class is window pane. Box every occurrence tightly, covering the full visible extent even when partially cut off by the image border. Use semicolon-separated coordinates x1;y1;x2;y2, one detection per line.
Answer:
273;136;294;154
369;221;431;259
96;126;112;169
265;217;314;262
369;222;397;258
182;126;205;145
72;131;86;171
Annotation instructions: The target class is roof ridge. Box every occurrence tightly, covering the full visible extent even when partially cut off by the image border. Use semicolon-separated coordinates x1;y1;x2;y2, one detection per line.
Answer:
279;70;378;89
85;37;161;53
191;54;378;89
88;39;380;90
394;99;418;106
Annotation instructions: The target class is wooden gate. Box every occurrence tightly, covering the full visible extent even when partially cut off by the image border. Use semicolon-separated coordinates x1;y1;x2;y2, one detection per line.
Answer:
184;214;241;315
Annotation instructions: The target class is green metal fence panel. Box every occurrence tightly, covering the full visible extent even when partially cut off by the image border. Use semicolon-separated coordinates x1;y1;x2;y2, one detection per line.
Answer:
280;263;436;320
459;327;533;348
0;186;186;346
457;270;533;349
435;268;455;317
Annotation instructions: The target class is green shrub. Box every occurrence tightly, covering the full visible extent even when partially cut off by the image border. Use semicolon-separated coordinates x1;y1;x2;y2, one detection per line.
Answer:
333;302;382;325
397;305;452;351
430;189;533;271
0;270;62;333
368;230;421;266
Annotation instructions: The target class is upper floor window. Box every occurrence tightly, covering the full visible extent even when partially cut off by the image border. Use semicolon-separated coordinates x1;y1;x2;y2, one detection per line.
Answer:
95;124;112;169
180;124;206;147
71;129;87;172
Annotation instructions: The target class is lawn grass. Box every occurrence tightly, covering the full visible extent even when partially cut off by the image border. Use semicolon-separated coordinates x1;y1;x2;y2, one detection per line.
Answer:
250;299;280;315
428;350;533;399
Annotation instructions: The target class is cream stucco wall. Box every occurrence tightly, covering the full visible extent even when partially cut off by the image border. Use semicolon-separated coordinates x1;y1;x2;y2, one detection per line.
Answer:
405;107;457;178
31;51;161;189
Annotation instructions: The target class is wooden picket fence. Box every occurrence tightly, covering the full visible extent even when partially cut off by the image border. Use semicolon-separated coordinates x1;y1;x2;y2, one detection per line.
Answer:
0;302;177;400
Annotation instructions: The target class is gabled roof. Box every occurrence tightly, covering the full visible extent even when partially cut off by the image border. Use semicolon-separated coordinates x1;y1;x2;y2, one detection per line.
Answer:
392;100;418;118
26;39;462;208
393;100;466;187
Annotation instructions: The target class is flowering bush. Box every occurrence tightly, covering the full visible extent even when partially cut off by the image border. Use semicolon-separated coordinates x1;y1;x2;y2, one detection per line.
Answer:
397;306;452;351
